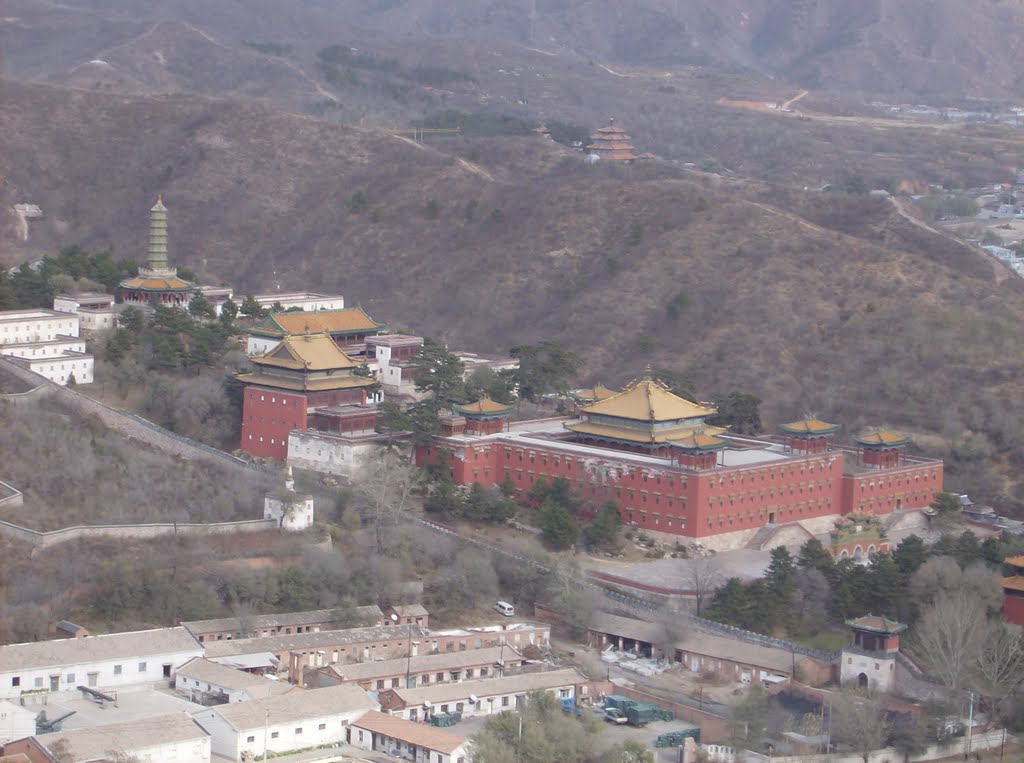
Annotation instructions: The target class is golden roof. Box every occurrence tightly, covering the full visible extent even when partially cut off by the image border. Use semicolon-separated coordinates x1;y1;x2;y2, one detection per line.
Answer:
564;420;726;444
452;398;515;415
854;429;911;446
573;383;617;402
255;334;363;371
671;432;729;450
237;373;374;393
581;378;716;422
250;308;384;338
1005;556;1024;568
780;419;838;435
119;275;193;291
1003;576;1024;593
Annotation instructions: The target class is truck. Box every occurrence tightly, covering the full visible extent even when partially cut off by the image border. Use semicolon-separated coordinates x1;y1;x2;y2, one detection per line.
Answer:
603;707;629;725
625;704;661;727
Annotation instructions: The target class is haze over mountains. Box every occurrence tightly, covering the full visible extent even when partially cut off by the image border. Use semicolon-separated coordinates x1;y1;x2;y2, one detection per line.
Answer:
3;1;1024;508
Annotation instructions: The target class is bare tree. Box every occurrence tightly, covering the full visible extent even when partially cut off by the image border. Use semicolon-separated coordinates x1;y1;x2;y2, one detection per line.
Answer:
832;689;889;763
685;552;723;616
971;622;1024;709
352;451;421;554
911;586;991;690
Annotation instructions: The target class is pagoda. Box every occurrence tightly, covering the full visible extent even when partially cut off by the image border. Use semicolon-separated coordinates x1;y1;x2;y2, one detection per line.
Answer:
119;196;194;307
779;418;839;454
586;119;638;162
853;428;912;469
564;377;726;459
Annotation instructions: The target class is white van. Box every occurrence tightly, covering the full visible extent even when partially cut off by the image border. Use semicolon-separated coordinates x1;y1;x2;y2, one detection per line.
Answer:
494;601;515;617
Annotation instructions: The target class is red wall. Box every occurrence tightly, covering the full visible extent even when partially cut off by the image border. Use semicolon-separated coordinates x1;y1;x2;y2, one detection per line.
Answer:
1004;592;1024;625
241;388;308;459
840;461;943;515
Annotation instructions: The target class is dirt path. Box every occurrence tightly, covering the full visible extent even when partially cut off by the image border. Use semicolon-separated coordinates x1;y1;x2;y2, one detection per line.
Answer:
781;89;808;110
455;157;495;182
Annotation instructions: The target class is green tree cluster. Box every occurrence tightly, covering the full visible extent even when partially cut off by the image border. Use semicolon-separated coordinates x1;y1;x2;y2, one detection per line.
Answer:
510;341;584;402
0;246;137;310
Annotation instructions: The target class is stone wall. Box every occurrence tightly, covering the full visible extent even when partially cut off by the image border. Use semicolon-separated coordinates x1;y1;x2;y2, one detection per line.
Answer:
0;515;279;549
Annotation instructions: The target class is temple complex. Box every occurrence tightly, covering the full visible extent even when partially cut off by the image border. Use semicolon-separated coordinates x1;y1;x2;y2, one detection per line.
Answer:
238;333;378;460
416;374;944;550
586;120;639;161
118;197;195;307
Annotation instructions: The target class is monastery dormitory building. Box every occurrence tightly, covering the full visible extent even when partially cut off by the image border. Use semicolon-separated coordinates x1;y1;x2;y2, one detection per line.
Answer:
417;376;944;550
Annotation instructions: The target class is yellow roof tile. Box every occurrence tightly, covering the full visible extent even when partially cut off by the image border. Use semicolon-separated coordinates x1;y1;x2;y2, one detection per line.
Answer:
255;334;363;371
119;276;193;290
581;378;716;422
780;419;838;434
253;308;383;338
453;398;515;415
854;429;911;446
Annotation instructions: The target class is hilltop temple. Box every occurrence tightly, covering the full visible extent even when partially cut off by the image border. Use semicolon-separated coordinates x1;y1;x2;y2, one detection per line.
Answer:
586;120;639;162
118;196;195;307
416;375;944;550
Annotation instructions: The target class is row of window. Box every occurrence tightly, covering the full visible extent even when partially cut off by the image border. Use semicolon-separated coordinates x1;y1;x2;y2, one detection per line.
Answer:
10;661;149;688
245;722;327;743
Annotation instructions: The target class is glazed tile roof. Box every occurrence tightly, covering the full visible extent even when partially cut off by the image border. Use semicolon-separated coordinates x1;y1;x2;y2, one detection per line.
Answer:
845;614;907;634
580;378;716;422
235;373;375;393
249;308;384;338
119;275;193;291
671;432;729;450
452;398;515;416
779;419;839;435
854;429;911;447
564;420;726;444
255;334;363;371
1002;576;1024;592
572;384;617;403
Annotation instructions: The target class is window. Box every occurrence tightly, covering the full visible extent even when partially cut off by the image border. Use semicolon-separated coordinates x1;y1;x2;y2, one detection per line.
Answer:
271;732;279;739
138;662;147;673
66;673;75;683
247;736;255;743
34;677;43;688
11;678;19;687
318;723;326;730
502;696;510;707
113;665;122;676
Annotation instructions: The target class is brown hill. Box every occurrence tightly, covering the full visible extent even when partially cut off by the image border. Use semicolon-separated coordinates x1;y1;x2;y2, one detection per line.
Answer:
4;79;1024;509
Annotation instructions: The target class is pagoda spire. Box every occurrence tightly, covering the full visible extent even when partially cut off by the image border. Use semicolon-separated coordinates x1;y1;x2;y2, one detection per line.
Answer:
148;195;169;270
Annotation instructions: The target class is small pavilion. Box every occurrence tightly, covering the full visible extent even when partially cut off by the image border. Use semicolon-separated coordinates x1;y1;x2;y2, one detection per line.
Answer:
854;428;912;469
586;120;639;161
779;418;839;454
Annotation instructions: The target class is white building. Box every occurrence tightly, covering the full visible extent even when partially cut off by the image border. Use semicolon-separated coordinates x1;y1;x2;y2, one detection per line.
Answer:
350;710;470;763
452;350;519;381
33;712;211;763
0;700;37;743
366;334;424;397
287;429;409;480
263;468;314;531
253;292;345;313
53;292;119;332
0;308;93;385
192;683;378;761
379;668;586;722
0;627;203;701
175;658;295;703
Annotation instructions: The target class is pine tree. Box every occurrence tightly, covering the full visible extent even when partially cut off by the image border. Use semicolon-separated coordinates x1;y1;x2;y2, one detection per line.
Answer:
541;500;579;550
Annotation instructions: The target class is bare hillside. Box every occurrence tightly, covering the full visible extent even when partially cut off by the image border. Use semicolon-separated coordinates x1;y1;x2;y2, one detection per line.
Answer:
4;80;1024;507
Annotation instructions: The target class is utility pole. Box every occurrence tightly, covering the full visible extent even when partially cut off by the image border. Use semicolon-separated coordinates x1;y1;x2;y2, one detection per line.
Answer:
965;691;974;760
263;708;269;761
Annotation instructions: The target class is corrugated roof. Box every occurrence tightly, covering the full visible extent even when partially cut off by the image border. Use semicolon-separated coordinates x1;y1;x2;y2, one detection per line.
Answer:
580;379;716;422
203;625;429;659
331;646;518;682
205;684;377;731
41;713;207;759
183;606;383;635
255;334;363;371
353;710;467;754
0;627;200;672
390;668;585;706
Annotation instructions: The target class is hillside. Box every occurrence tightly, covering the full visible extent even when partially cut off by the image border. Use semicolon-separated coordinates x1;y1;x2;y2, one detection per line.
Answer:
4;80;1024;509
6;0;1024;100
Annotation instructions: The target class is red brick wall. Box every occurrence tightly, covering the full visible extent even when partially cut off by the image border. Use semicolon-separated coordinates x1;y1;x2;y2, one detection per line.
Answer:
840;461;943;515
241;389;308;459
1003;592;1024;625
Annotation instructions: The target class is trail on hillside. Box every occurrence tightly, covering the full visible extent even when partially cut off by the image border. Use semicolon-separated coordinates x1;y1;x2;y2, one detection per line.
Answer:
456;157;495;182
782;89;808;109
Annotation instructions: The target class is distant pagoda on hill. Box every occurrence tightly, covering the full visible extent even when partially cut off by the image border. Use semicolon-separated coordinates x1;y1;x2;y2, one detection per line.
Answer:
119;196;194;308
586;119;638;162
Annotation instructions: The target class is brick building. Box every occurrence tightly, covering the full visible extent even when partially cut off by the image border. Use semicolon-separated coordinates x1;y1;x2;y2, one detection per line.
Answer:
238;333;377;460
417;376;943;550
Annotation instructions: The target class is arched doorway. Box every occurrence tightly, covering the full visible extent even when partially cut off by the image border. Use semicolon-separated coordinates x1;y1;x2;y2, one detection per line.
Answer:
858;672;868;688
854;545;864;561
839;550;849;560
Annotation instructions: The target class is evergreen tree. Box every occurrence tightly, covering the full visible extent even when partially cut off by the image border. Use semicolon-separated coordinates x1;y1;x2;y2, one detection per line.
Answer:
411;339;467;404
706;578;750;627
893;535;928;576
239;294;265;318
584;501;622;550
866;553;906;619
219;298;239;324
708;391;763;434
188;293;216;320
118;306;144;335
953;530;981;569
798;537;837;580
509;340;584;401
541;500;578;550
765;546;797;621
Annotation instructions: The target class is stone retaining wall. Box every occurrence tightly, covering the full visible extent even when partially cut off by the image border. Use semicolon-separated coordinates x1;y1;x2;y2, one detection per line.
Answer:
0;515;279;549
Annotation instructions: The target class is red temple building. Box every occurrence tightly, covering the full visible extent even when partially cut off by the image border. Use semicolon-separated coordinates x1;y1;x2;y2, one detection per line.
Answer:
238;333;377;460
416;376;944;549
1002;556;1024;625
246;307;387;356
586;120;639;162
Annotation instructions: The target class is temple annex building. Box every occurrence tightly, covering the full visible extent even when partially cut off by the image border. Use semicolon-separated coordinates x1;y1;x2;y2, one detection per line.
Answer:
417;377;944;549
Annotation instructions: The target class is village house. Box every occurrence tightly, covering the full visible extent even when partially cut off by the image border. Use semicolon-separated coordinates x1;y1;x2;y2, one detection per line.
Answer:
7;713;212;763
191;683;378;761
419;376;943;550
427;622;551;653
385;604;430;628
174;658;297;704
181;605;386;643
304;645;523;692
349;710;470;763
377;668;588;722
0;627;203;701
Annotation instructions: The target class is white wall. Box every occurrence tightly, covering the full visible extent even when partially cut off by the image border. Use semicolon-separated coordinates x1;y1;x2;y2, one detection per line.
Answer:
254;295;345;312
0;700;37;743
195;707;368;760
17;354;94;385
192;710;241;761
287;432;388;479
348;727;470;763
840;651;896;693
174;674;248;704
122;733;212;763
0;646;203;701
0;313;79;343
264;494;314;531
247;336;278;356
78;310;118;331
